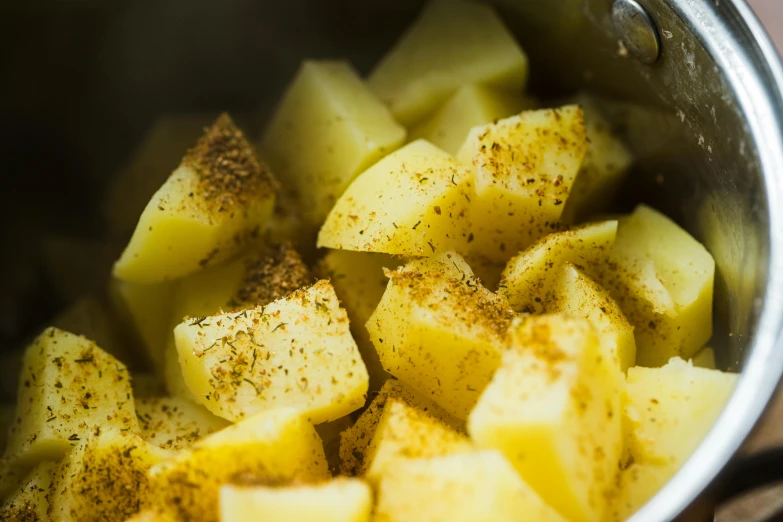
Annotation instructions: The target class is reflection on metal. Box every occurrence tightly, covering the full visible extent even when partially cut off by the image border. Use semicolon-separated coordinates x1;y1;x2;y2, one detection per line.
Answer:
611;0;661;64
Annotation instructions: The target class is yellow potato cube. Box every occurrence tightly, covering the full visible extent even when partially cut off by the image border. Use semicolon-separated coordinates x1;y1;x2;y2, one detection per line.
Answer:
624;357;736;467
5;328;138;468
348;399;472;484
499;220;618;313
124;510;178;522
551;262;636;372
110;278;174;371
691;347;716;369
457;106;589;262
262;60;406;226
0;460;55;522
113;114;277;284
468;315;623;522
315;250;403;389
165;244;311;399
591;205;715;366
607;462;676;521
375;451;566;522
368;0;528;126
148;409;328;522
220;478;372;522
0;460;27;500
341;379;461;476
49;429;166;522
135;396;230;450
409;84;535;156
104;113;217;238
561;95;633;223
175;280;368;424
318;140;473;256
367;252;515;419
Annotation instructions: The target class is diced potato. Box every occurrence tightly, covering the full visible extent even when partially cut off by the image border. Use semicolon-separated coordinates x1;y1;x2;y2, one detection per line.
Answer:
315;250;402;389
590;205;715;366
346;399;472;484
166;244;311;399
5;328;138;468
624;357;736;468
560;95;633;223
499;220;618;313
175;280;368;424
375;451;566;522
368;0;528;126
318;140;472;256
135;396;230;450
123;510;178;522
262;60;406;225
110;278;174;371
49;429;166;522
113;114;277;284
409;84;534;156
691;347;716;369
551;262;636;372
468;315;623;522
148;409;328;522
104;113;217;238
367;252;515;419
0;460;27;500
130;373;166;399
40;237;118;302
0;403;15;454
220;478;372;522
52;295;134;368
607;462;676;522
0;460;55;522
463;254;505;291
457;106;589;262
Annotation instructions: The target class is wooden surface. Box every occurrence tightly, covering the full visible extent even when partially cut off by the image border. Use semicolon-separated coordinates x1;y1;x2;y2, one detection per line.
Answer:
701;3;782;521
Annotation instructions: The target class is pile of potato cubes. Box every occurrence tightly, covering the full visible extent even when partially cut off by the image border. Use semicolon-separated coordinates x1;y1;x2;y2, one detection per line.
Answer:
0;1;735;521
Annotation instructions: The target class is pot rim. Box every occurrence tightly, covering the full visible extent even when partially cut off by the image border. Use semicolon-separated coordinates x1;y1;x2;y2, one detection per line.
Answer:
631;0;783;520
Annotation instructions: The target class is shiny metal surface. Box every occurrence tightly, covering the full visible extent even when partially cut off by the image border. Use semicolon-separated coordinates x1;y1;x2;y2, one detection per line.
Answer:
611;0;662;64
0;0;782;520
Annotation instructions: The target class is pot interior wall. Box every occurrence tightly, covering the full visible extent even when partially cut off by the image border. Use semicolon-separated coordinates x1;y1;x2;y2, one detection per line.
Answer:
0;0;768;381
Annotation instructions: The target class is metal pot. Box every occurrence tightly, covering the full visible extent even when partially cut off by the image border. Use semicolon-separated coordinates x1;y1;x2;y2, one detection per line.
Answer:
1;0;782;520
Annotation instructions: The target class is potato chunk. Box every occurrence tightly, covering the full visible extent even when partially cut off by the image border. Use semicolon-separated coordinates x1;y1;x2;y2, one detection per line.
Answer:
110;278;174;371
368;0;528;126
148;409;328;522
624;357;736;467
49;429;166;522
499;220;617;313
551;263;636;371
5;328;138;468
135;397;229;450
175;280;368;423
262;60;406;225
113;114;277;284
220;479;372;522
344;399;471;484
592;205;715;366
318;140;472;256
104;113;217;238
560;95;633;223
367;252;515;419
468;315;623;522
457;106;589;262
409;85;534;156
316;250;402;389
375;451;566;522
607;462;676;521
0;460;55;522
165;244;311;398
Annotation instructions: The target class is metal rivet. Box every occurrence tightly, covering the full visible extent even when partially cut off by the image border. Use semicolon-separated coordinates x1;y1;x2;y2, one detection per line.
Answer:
611;0;661;65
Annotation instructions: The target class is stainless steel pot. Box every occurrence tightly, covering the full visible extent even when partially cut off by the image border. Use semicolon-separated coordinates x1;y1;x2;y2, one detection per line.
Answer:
1;0;782;520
